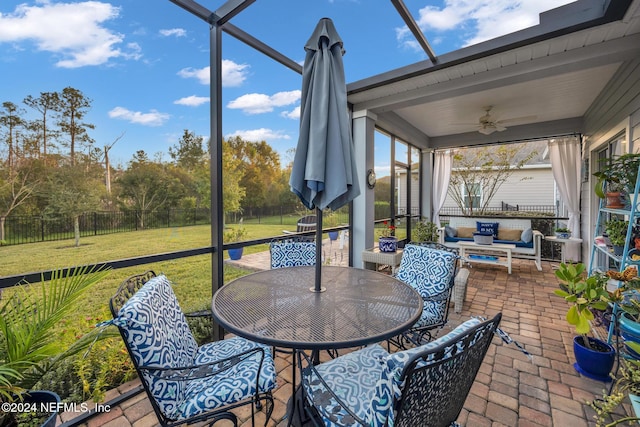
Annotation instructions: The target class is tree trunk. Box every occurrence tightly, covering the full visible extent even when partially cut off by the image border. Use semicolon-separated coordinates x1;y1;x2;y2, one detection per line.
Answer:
0;216;5;242
74;215;80;247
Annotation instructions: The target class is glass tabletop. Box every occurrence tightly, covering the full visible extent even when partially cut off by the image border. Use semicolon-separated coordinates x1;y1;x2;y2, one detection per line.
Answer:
212;266;422;350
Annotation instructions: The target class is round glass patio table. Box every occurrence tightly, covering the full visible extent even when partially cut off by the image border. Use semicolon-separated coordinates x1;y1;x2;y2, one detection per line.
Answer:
211;265;422;351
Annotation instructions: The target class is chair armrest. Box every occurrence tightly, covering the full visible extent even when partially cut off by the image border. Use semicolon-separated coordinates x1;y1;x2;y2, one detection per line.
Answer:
297;351;368;426
184;309;212;318
139;346;266;382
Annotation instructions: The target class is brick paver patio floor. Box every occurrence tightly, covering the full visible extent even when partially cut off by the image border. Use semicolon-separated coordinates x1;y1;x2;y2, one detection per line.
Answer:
65;257;626;427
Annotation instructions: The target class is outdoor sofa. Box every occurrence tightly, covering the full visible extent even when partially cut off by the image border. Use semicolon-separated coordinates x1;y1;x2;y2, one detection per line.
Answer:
438;217;543;271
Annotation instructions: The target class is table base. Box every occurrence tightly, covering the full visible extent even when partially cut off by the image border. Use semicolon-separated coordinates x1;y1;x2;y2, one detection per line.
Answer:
285;386;321;427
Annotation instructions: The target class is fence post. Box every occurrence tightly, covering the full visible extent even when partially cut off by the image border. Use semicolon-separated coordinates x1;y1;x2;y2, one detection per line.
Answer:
94;212;98;235
41;217;45;242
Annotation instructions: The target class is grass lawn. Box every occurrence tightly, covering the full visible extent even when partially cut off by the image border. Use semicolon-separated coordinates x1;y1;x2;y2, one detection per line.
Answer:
1;222;314;401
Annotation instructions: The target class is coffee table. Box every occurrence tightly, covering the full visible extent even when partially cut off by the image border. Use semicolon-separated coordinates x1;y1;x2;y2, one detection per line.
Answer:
457;241;516;274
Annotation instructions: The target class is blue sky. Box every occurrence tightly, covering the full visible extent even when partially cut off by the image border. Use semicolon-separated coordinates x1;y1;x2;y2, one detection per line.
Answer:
0;0;574;168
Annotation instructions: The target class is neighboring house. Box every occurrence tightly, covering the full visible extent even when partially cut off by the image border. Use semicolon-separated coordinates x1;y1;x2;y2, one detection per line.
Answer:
440;140;555;213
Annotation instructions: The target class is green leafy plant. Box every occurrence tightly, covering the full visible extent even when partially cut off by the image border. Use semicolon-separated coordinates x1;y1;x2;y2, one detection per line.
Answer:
553;263;609;348
591;356;640;426
606;218;629;247
412;220;440;242
0;266;112;401
555;227;571;233
594;153;640;199
223;226;248;243
377;220;396;238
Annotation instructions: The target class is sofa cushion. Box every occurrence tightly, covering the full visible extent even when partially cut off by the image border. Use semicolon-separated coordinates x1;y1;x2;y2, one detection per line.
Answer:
477;221;499;238
521;227;533;243
498;228;522;241
457;227;476;238
445;225;457;238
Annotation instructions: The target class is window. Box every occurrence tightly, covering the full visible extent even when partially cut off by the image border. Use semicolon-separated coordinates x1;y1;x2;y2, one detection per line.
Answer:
462;182;482;209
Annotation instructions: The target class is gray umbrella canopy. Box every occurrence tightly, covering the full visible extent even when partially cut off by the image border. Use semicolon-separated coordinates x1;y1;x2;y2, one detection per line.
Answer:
290;18;360;211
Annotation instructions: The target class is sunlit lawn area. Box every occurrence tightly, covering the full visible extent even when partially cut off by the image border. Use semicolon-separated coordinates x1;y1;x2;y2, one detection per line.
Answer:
0;222;311;401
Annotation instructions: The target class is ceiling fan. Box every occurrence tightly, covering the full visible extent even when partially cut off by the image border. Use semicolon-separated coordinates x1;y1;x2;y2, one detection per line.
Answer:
455;106;537;135
477;106;507;135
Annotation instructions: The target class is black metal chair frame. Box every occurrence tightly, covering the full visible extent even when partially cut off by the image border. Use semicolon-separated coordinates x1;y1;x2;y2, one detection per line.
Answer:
299;313;502;427
109;271;274;427
390;241;459;349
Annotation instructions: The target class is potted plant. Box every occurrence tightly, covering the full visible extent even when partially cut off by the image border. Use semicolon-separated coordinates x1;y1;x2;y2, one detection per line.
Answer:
606;218;629;256
554;263;616;381
224;226;248;260
323;211;341;241
591;355;640;426
412;219;440;242
594;153;640;208
555;227;572;239
377;220;397;253
0;266;111;427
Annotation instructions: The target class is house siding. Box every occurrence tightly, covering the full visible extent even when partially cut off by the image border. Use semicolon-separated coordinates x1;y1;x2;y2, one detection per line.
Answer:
441;167;555;211
583;58;640;263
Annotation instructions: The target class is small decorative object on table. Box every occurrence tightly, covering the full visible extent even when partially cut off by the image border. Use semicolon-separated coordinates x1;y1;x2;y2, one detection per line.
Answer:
378;221;397;252
554;227;572;239
473;232;493;245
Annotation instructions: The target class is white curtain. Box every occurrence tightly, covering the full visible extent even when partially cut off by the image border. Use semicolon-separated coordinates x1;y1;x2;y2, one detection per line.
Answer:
549;136;581;261
432;150;453;227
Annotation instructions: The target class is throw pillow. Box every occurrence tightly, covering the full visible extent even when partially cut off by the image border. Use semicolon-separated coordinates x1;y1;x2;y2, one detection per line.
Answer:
476;221;499;238
498;228;522;241
457;227;476;238
445;225;457;238
521;228;533;243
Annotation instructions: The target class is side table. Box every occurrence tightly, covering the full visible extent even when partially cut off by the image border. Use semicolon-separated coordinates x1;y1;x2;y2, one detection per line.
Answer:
362;247;404;274
545;235;583;263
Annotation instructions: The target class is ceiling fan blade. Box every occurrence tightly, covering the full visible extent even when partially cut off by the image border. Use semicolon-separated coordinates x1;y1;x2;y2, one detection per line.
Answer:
478;127;497;135
496;115;537;124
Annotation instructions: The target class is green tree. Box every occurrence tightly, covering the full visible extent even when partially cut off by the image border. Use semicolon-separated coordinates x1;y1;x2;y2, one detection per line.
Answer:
43;164;104;247
169;130;206;172
0;102;26;174
57;87;95;166
448;144;537;215
116;150;185;228
227;136;281;214
221;139;245;219
23;91;61;160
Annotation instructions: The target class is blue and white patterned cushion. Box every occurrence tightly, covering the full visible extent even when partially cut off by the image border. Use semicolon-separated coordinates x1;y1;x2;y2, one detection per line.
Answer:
175;337;277;420
302;318;483;427
116;275;277;421
270;240;316;269
117;275;198;419
395;244;457;328
302;344;389;427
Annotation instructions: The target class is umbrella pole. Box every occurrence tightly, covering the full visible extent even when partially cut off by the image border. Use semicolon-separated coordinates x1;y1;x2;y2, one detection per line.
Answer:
313;208;326;292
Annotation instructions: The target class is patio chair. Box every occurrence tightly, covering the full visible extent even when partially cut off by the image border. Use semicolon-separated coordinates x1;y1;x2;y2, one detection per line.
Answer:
299;313;502;427
269;237;316;269
390;242;459;348
283;215;317;239
109;272;276;427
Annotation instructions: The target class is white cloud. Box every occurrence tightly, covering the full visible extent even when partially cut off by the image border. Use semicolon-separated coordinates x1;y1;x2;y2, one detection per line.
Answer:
0;1;139;68
227;90;301;114
397;1;575;51
281;106;300;120
177;59;249;87
159;28;186;37
174;95;209;106
108;106;170;127
226;128;291;142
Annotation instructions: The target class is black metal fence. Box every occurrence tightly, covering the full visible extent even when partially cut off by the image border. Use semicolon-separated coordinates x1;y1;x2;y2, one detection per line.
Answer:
439;204;556;217
1;209;212;246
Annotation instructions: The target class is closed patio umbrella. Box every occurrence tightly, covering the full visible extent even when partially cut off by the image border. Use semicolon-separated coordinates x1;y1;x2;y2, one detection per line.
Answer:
290;17;360;292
